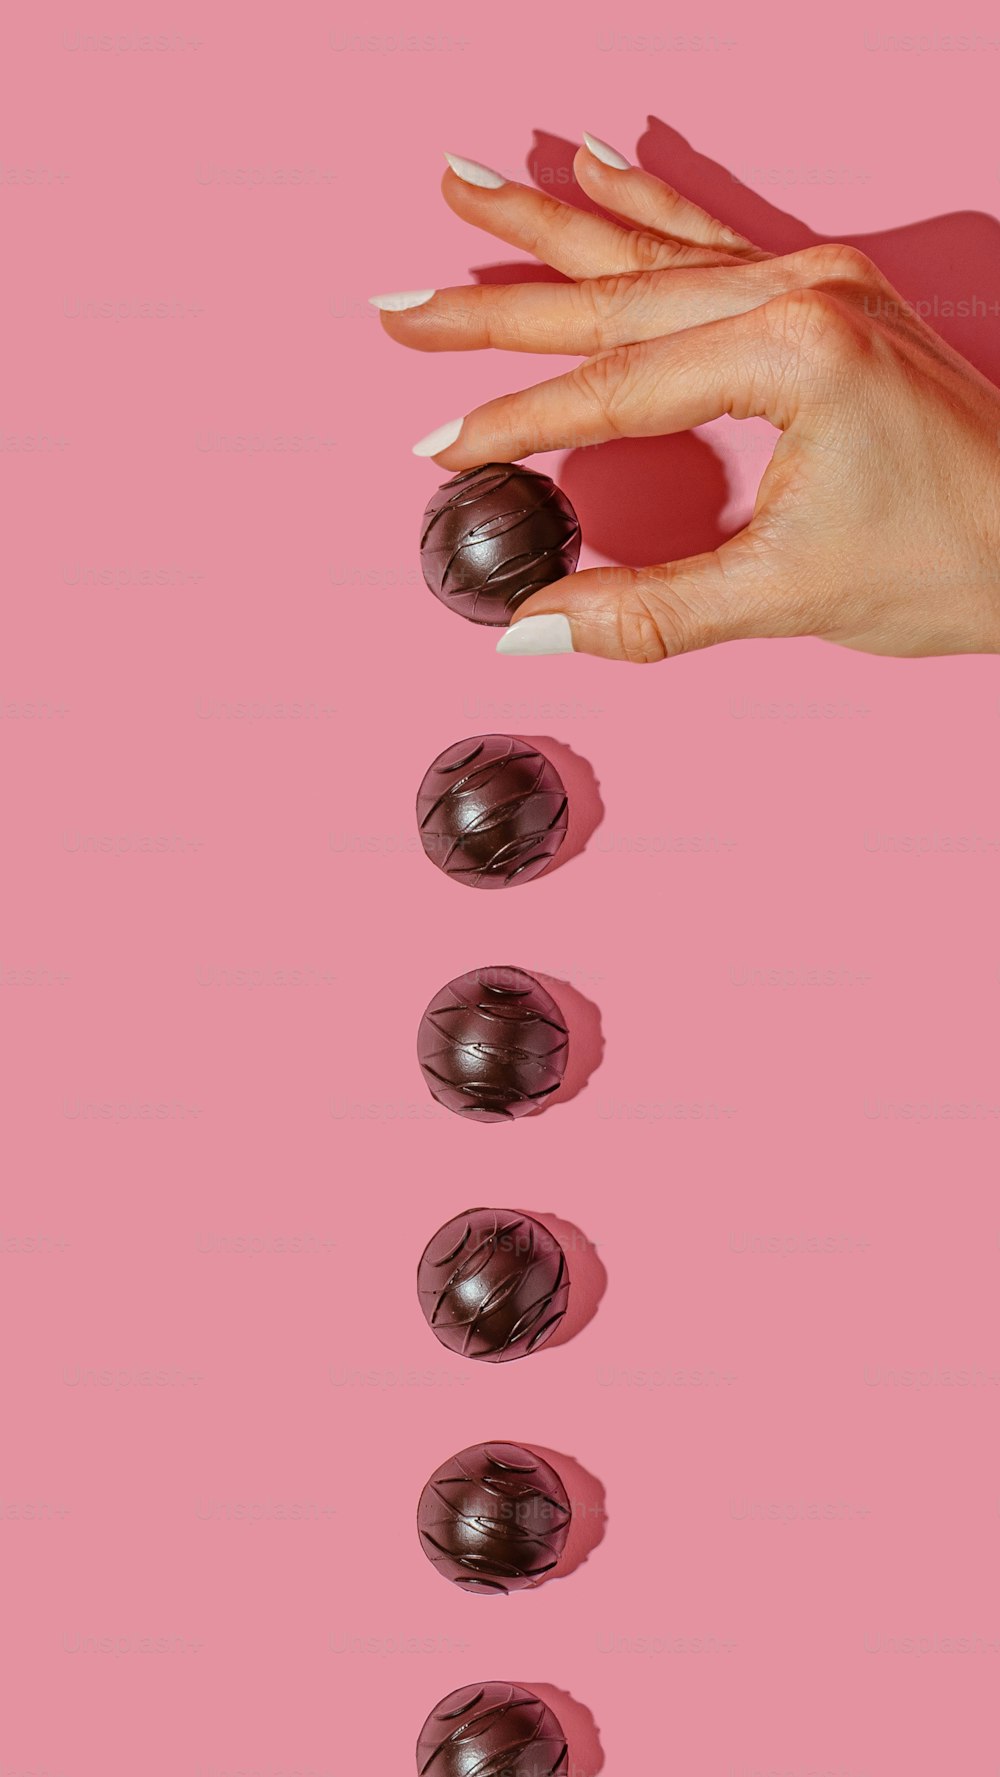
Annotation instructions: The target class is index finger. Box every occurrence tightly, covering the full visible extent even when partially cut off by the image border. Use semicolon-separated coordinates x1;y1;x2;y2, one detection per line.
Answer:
419;297;809;468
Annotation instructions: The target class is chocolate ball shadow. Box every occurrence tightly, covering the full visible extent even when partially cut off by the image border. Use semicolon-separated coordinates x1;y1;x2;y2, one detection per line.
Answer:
529;1446;607;1582
528;1211;606;1350
529;975;603;1113
526;1684;605;1777
520;735;603;874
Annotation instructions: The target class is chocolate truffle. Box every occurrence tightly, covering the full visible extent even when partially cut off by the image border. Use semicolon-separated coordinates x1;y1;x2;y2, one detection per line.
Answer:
417;966;569;1122
418;1207;569;1362
416;734;568;890
417;1441;571;1594
420;463;581;626
417;1682;568;1777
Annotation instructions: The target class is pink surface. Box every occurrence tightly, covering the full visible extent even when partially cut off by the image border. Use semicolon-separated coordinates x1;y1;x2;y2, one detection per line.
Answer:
3;5;1000;1774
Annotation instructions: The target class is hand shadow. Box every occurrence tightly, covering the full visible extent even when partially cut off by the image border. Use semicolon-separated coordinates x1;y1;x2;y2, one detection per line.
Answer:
470;119;1000;570
557;433;731;566
528;1683;605;1777
520;734;604;872
528;1210;607;1350
529;1444;607;1582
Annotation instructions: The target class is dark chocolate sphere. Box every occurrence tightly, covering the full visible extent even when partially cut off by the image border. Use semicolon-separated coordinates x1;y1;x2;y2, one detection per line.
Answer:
416;734;568;890
417;1441;571;1594
418;1207;569;1362
416;966;569;1123
417;1682;568;1777
420;463;581;626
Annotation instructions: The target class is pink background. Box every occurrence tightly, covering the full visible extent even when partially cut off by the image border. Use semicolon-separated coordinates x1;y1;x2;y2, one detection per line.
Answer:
3;4;1000;1774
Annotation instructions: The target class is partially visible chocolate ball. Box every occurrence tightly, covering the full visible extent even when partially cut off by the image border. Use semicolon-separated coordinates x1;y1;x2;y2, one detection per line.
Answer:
418;1207;569;1362
416;1682;568;1777
416;734;568;890
417;1441;571;1594
420;462;581;626
416;966;569;1123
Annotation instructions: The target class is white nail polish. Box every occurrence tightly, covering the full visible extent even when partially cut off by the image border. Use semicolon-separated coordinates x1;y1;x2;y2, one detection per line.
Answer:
583;132;630;170
444;153;506;190
368;289;436;312
496;614;575;657
411;416;463;458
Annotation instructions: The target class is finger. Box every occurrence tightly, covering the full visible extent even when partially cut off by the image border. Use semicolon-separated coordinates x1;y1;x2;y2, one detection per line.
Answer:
414;296;817;465
378;258;806;355
441;162;713;278
494;543;795;662
575;136;763;260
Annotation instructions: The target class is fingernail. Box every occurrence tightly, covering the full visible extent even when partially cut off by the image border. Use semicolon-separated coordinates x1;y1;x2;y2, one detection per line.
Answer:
369;289;436;312
444;152;506;190
411;416;464;458
583;132;630;170
496;614;575;656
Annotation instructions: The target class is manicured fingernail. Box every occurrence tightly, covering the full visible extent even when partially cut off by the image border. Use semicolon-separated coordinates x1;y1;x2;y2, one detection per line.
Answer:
369;289;436;312
583;132;630;170
412;416;464;458
496;614;575;656
444;153;506;189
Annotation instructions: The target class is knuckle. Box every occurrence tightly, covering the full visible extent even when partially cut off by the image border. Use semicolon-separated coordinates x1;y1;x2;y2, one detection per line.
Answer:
623;228;672;273
539;197;581;245
618;591;670;664
763;287;860;362
626;569;701;660
517;198;577;265
586;271;645;327
795;241;877;286
570;347;635;429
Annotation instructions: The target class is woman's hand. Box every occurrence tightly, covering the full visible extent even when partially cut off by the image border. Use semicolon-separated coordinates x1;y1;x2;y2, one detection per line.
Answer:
373;138;1000;662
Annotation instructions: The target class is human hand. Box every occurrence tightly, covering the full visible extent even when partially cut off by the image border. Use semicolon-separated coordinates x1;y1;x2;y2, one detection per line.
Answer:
373;138;1000;662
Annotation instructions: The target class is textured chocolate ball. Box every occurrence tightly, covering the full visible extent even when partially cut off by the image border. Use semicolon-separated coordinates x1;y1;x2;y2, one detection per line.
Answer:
420;463;581;626
416;1682;568;1777
418;1207;569;1362
416;966;569;1123
416;734;568;890
417;1441;571;1594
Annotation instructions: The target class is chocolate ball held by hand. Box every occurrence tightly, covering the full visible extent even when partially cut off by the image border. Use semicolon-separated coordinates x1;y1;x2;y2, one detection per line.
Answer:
416;734;568;890
417;1441;571;1594
416;966;569;1123
416;1682;568;1777
418;1207;569;1362
420;462;581;626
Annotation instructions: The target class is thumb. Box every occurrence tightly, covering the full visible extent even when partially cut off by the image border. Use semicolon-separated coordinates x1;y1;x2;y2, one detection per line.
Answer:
495;543;775;663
